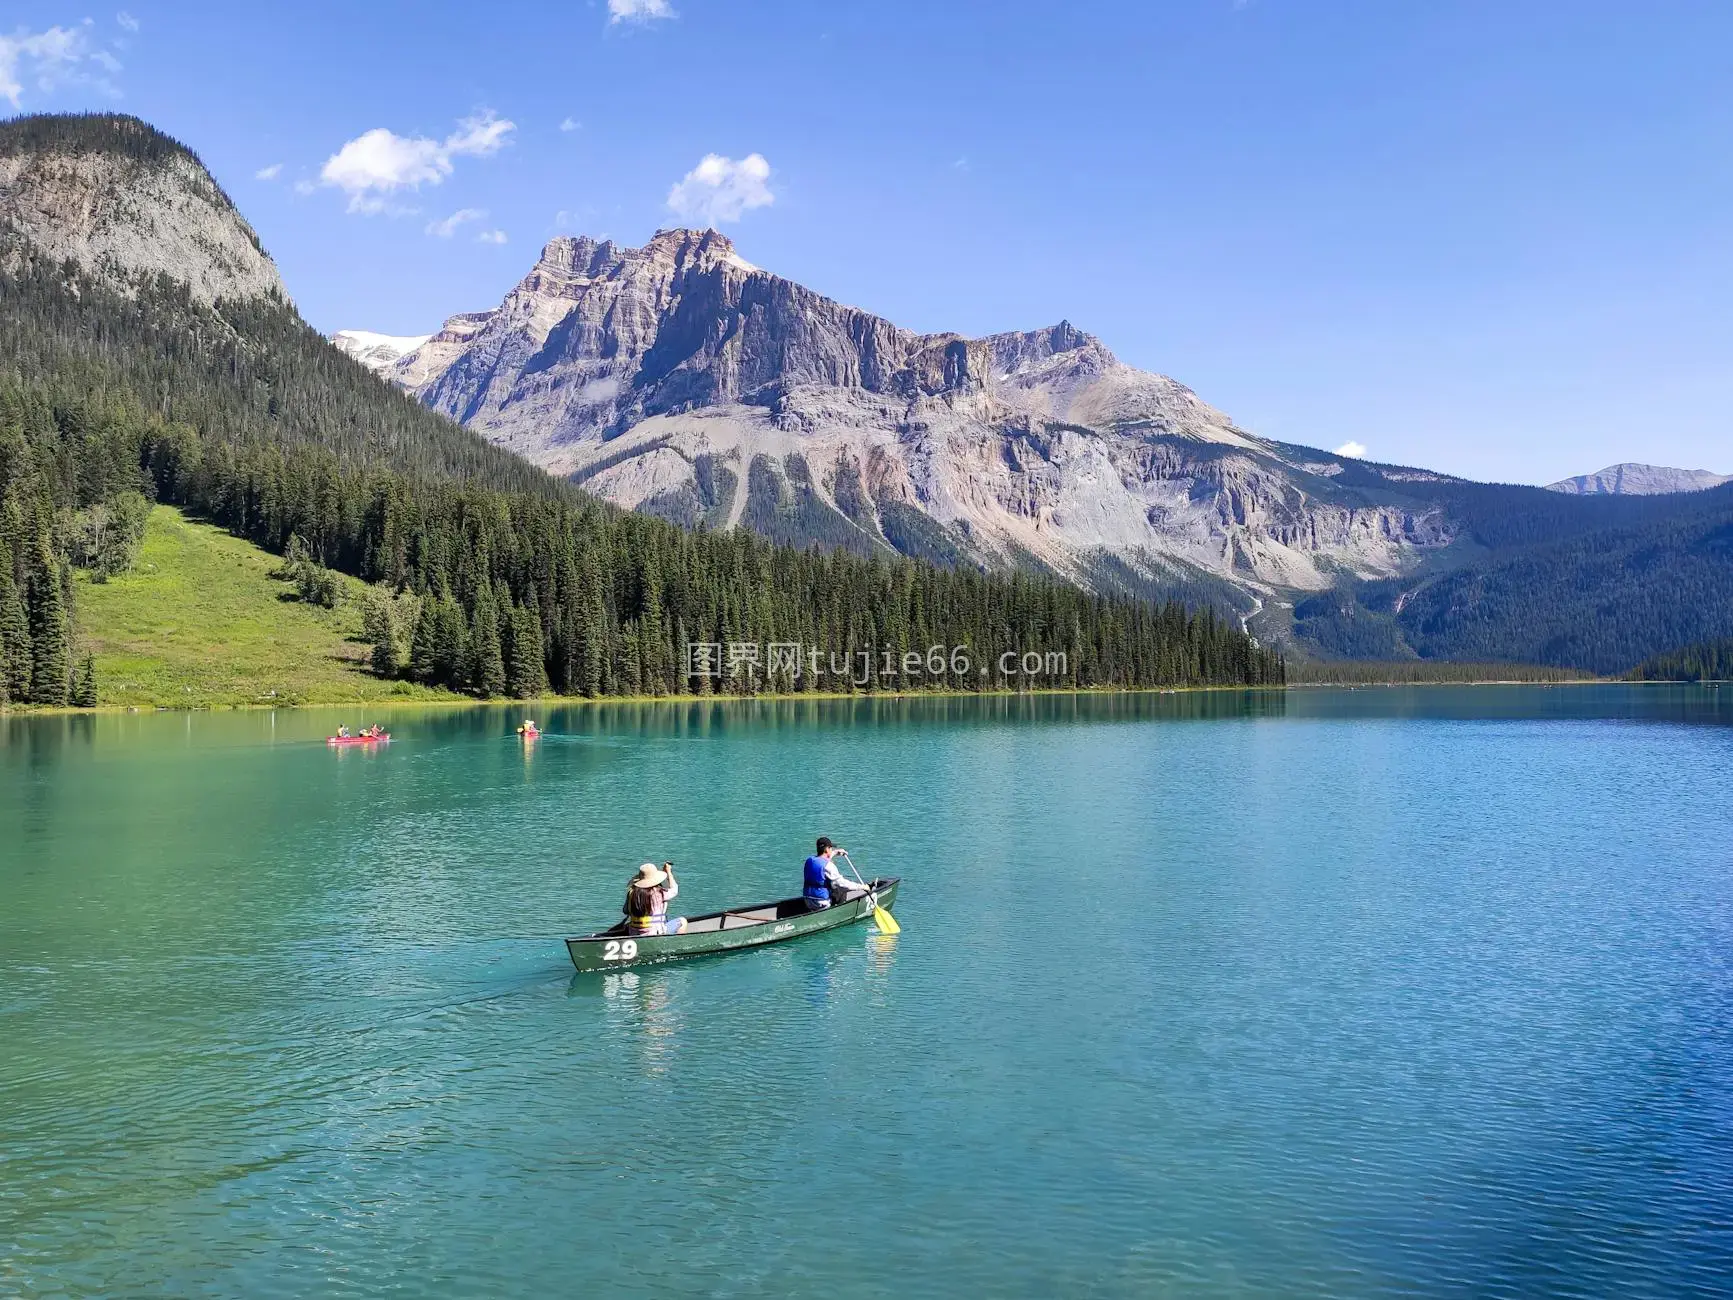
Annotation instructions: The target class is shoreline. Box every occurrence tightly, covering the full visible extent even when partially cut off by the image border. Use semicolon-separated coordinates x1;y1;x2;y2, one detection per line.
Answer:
10;677;1721;719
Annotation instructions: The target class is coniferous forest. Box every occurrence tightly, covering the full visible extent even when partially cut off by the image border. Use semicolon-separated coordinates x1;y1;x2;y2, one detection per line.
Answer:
0;232;1284;705
1628;638;1733;683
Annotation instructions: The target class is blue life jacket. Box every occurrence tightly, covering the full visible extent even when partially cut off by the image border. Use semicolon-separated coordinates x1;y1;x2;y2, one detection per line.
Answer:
803;855;831;903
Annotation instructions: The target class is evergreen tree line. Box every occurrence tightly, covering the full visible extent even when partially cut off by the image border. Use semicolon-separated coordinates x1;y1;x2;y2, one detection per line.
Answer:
1628;638;1733;683
0;233;1283;703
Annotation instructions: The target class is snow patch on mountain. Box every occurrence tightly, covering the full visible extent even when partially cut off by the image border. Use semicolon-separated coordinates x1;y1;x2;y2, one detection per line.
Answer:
332;329;434;371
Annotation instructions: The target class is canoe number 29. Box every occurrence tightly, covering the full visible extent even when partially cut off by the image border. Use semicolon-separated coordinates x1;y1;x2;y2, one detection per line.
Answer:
602;939;639;961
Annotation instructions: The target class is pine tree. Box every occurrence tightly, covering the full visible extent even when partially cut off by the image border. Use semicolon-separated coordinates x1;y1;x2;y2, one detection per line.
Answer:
433;595;467;686
408;599;438;683
363;588;399;678
618;620;643;696
506;600;547;698
27;546;70;705
579;559;607;697
470;595;507;697
0;548;29;705
72;654;98;707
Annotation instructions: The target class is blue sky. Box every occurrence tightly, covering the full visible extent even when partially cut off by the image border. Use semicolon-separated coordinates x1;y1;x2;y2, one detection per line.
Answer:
5;1;1731;485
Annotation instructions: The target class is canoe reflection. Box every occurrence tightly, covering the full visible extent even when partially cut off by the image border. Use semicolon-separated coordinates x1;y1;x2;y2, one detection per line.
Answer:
597;968;682;1076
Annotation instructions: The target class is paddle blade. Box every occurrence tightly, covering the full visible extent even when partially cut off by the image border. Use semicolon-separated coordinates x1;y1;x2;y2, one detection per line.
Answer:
873;905;901;935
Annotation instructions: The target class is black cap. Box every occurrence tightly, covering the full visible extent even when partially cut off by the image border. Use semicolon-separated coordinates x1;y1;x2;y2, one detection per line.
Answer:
816;836;835;854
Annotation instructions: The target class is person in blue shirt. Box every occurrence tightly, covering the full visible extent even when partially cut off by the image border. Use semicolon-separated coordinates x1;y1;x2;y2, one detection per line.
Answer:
802;837;858;911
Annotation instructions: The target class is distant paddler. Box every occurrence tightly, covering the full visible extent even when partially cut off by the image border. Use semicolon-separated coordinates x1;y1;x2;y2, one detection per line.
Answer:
518;719;540;739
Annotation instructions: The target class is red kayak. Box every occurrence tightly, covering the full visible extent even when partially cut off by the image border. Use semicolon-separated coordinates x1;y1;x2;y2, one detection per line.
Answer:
327;734;390;746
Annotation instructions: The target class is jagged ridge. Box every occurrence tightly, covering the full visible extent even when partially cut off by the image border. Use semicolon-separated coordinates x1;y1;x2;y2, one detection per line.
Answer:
355;229;1453;607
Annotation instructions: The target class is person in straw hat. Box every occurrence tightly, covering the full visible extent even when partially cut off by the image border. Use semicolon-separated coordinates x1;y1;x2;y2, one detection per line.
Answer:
623;861;686;936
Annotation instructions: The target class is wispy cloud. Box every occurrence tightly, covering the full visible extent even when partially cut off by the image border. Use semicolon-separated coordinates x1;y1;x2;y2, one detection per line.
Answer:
0;21;122;108
666;153;773;227
559;117;580;132
319;111;515;215
426;207;486;238
255;163;284;181
116;11;140;32
477;229;508;245
609;0;675;23
1335;441;1368;459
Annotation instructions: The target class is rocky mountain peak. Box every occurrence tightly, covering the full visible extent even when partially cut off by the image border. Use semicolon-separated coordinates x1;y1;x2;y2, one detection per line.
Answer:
346;229;1450;601
1546;463;1730;496
0;112;286;307
531;227;749;281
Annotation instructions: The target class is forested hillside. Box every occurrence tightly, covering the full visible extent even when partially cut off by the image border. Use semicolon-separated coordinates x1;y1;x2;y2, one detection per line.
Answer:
1628;638;1733;682
1287;467;1733;673
0;117;1282;705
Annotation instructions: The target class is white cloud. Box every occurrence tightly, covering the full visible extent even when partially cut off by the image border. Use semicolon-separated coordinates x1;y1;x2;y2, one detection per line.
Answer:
477;229;508;245
293;178;317;196
255;163;283;181
0;22;120;108
319;111;515;215
116;11;140;32
559;117;580;132
426;207;485;238
1335;441;1368;459
666;153;774;227
579;377;620;403
445;112;513;157
610;0;675;23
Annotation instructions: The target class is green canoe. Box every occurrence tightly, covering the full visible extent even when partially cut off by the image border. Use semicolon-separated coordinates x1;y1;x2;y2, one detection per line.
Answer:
566;877;901;972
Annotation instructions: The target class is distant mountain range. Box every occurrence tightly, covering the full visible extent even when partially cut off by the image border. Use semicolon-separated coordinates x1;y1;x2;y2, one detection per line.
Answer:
341;230;1467;613
3;111;1728;675
336;233;1733;668
1546;463;1730;496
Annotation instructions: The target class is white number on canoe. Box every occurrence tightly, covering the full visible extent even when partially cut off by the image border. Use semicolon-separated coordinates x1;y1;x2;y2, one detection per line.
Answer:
602;939;639;961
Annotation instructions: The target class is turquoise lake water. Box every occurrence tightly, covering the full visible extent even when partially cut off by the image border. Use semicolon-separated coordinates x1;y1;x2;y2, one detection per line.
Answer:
3;687;1732;1296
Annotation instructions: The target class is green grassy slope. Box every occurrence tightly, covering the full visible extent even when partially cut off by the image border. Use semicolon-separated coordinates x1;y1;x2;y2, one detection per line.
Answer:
74;507;452;708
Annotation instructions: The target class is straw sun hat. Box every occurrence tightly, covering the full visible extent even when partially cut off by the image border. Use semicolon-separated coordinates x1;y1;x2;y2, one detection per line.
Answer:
631;862;668;888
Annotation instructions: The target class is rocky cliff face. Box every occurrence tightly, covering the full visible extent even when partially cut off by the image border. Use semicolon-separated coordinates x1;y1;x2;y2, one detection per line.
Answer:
357;228;1459;607
1546;463;1730;496
0;114;285;307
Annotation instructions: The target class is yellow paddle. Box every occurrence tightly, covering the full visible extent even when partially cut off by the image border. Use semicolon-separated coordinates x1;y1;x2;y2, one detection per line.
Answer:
841;851;901;934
